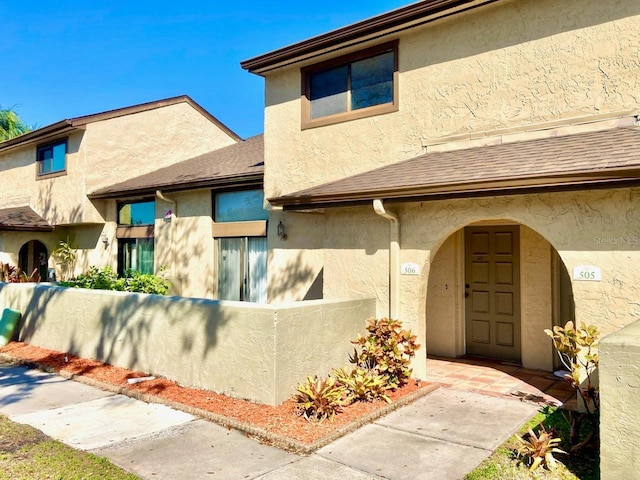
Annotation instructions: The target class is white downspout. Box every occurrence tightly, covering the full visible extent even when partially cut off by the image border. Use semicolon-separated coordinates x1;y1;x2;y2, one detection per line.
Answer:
156;190;176;278
373;199;400;320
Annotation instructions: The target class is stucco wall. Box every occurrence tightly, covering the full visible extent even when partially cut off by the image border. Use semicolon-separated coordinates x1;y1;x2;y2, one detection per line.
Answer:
0;283;374;405
0;101;237;228
154;189;215;299
263;0;640;199
261;0;640;373
0;101;238;289
83;103;236;193
270;187;639;377
425;231;464;358
600;320;640;480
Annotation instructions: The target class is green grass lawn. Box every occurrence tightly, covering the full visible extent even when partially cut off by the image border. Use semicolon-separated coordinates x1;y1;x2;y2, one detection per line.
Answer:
0;415;139;480
465;406;599;480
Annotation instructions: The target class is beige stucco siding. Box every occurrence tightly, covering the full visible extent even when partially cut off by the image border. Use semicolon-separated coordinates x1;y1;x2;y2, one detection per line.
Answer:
262;0;640;374
269;187;639;376
0;131;88;226
0;101;237;229
83;103;236;193
263;0;640;199
155;189;215;299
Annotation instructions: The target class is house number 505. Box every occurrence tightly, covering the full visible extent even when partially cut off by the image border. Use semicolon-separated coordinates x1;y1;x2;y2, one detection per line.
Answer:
572;266;601;282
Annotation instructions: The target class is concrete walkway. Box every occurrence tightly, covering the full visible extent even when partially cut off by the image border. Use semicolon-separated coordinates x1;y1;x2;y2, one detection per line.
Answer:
0;360;539;480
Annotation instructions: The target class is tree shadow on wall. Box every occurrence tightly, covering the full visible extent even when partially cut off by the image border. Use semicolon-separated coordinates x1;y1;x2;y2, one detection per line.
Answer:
267;251;321;302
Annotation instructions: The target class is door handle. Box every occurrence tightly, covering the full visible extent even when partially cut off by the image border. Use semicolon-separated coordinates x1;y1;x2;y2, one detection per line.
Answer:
465;284;470;298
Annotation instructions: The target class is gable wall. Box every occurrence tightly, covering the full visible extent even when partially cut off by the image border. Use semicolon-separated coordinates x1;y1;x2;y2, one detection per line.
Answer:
0;102;237;227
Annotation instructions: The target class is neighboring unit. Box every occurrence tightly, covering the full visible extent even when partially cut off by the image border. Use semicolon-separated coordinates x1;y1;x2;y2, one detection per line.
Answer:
0;96;267;301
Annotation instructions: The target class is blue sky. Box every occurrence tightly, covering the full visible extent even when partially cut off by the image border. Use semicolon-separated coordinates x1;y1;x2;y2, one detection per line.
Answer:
1;1;409;139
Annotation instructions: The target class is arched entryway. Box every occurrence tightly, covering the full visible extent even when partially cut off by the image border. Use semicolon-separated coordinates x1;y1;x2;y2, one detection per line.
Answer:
19;240;49;281
425;221;574;371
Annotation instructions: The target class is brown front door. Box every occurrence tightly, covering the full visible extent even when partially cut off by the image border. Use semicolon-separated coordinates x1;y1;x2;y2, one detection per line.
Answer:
464;226;521;362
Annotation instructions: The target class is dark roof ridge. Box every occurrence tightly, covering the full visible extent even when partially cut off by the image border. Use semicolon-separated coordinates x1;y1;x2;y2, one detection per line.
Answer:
241;0;496;74
0;95;241;153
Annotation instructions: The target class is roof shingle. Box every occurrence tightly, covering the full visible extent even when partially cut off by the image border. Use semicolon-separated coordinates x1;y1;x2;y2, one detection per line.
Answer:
270;127;640;208
0;206;53;231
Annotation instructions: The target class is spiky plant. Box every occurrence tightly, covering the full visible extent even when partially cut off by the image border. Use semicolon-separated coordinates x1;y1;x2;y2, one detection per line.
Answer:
294;375;348;422
516;424;566;471
333;367;391;403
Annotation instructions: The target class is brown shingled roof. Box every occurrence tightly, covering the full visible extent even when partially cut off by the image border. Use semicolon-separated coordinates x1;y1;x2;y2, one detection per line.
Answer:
89;135;264;199
0;206;53;231
270;127;640;209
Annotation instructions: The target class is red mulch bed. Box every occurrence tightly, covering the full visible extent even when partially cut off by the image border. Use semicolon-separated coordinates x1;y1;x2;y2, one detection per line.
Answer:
0;341;427;445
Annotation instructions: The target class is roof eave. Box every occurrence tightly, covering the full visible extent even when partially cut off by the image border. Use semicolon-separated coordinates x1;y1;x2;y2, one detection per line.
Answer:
88;173;264;200
0;225;55;232
272;170;640;210
241;0;497;75
0;95;242;154
0;122;79;153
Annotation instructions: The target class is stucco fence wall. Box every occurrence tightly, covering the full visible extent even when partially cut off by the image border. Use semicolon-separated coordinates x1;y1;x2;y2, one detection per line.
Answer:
600;319;640;479
0;283;374;405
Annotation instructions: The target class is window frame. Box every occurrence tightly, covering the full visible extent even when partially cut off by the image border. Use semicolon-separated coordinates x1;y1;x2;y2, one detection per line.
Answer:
116;198;156;226
301;40;399;129
211;185;269;225
36;139;68;178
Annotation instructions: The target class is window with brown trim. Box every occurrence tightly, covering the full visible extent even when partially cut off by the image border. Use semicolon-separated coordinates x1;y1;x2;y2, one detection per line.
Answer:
36;139;67;176
301;41;398;129
116;199;155;275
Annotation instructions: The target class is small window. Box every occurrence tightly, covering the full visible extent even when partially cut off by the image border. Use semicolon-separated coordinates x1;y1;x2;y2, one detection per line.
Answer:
214;190;268;223
302;41;398;128
37;140;67;176
118;200;155;225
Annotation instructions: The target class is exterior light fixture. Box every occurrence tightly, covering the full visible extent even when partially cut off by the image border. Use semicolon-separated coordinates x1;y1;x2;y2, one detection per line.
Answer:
277;221;287;241
100;233;110;249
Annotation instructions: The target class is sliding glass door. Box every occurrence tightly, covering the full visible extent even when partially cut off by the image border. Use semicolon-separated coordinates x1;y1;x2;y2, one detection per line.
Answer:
217;237;267;303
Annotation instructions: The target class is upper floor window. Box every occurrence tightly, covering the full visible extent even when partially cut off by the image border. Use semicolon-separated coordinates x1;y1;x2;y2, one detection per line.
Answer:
302;41;398;129
214;189;268;223
37;140;67;176
117;200;155;225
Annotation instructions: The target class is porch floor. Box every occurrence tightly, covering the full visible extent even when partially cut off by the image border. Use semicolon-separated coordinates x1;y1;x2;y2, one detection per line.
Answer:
426;356;577;409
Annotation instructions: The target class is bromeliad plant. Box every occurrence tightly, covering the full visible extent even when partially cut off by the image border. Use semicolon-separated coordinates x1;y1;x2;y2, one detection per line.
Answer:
349;318;419;389
544;320;599;451
293;318;418;422
294;375;349;422
332;367;391;403
516;424;566;472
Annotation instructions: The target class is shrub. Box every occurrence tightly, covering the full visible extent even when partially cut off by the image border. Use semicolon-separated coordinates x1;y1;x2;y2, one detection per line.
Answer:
544;321;599;451
51;236;77;281
294;375;348;422
349;317;419;389
60;266;170;295
333;367;390;403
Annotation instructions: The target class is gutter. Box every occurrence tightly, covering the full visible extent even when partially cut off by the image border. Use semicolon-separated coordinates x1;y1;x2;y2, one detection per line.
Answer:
373;199;400;320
